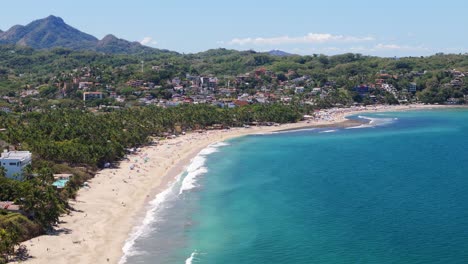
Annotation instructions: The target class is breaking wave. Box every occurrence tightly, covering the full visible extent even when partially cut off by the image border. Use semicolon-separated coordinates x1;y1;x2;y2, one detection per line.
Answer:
347;116;398;129
119;141;229;263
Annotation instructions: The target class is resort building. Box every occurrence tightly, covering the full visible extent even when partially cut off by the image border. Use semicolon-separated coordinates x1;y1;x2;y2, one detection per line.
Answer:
0;150;32;180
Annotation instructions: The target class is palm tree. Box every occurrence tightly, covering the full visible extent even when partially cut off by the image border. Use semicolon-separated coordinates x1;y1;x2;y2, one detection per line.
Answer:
0;166;7;178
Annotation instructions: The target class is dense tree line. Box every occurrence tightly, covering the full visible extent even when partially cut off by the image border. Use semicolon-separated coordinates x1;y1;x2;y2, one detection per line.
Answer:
1;104;302;168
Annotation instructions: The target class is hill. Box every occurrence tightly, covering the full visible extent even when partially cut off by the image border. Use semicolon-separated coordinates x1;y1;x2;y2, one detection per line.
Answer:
96;34;155;54
268;49;295;57
0;15;98;50
0;15;163;54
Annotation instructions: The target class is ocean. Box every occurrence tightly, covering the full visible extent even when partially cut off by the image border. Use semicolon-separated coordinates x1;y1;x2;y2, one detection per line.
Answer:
120;108;468;264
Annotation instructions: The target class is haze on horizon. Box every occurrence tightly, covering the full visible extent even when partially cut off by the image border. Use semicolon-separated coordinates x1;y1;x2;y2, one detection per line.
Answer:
1;0;467;57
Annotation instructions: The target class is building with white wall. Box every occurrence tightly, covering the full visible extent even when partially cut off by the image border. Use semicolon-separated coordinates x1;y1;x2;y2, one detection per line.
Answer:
0;150;32;180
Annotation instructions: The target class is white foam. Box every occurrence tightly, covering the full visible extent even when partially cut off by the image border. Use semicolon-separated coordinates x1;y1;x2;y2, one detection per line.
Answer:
179;164;208;194
272;128;317;134
119;141;229;263
210;142;230;148
320;129;337;133
198;142;230;155
347;115;396;129
198;147;218;155
346;124;373;129
186;155;207;173
185;251;197;264
255;132;274;135
119;176;181;264
179;141;229;194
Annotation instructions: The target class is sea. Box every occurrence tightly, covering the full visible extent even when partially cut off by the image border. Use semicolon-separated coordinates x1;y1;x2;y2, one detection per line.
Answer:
120;108;468;264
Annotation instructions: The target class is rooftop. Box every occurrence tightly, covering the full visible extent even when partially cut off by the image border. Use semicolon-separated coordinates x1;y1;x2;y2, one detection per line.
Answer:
0;201;20;211
53;173;73;180
0;150;32;160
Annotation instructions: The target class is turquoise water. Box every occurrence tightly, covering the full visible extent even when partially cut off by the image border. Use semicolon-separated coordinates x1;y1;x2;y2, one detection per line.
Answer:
122;109;468;264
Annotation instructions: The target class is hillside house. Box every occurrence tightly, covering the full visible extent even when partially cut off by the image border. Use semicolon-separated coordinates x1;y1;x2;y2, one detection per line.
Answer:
354;85;370;96
83;92;104;101
295;87;305;94
0;150;32;180
409;83;417;93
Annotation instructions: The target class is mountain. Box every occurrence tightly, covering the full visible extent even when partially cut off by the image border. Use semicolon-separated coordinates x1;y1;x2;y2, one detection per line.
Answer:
268;49;295;57
0;15;161;54
0;15;98;50
96;34;154;54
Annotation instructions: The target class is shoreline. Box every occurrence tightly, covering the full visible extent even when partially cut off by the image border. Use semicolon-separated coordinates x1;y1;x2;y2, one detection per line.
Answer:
16;104;463;264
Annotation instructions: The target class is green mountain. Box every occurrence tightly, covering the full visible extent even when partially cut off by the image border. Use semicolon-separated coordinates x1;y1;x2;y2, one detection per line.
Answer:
0;15;98;50
96;34;155;54
0;15;162;54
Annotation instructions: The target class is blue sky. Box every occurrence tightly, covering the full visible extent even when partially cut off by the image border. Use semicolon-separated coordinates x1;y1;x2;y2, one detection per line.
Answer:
1;0;467;56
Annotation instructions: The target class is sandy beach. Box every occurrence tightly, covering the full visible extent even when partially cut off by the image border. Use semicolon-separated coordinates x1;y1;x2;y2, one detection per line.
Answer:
16;104;456;264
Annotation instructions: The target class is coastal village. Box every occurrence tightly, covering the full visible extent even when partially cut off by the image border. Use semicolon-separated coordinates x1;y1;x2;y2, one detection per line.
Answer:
2;64;468;114
1;58;468;246
1;13;468;264
2;49;468;262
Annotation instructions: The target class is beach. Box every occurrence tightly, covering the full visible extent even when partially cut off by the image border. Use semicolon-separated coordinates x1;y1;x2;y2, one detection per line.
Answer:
16;104;454;264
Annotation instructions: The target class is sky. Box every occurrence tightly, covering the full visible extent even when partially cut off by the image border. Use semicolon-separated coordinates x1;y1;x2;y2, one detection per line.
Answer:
1;0;468;57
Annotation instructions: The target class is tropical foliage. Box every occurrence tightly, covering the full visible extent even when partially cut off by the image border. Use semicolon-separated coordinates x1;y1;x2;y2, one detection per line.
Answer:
1;104;302;168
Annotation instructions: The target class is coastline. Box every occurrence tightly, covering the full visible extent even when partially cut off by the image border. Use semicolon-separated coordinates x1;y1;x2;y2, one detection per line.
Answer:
16;104;461;264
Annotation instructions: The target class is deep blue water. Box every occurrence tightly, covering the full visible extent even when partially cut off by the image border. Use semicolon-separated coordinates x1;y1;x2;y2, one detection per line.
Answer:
122;109;468;264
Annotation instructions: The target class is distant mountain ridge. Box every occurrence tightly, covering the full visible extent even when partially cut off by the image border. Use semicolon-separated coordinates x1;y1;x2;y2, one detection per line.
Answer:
95;34;153;54
0;15;159;54
268;49;295;57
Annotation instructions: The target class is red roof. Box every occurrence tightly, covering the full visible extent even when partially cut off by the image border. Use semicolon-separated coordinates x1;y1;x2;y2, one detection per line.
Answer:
234;100;249;107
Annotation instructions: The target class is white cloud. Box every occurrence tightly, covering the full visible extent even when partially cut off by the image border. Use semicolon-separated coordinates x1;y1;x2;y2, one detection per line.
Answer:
346;44;430;53
375;43;429;51
375;43;404;50
227;33;374;46
292;47;343;54
140;37;158;46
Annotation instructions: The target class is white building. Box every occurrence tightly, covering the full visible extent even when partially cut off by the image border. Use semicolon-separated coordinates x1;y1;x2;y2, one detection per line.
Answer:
0;151;32;180
295;87;305;94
